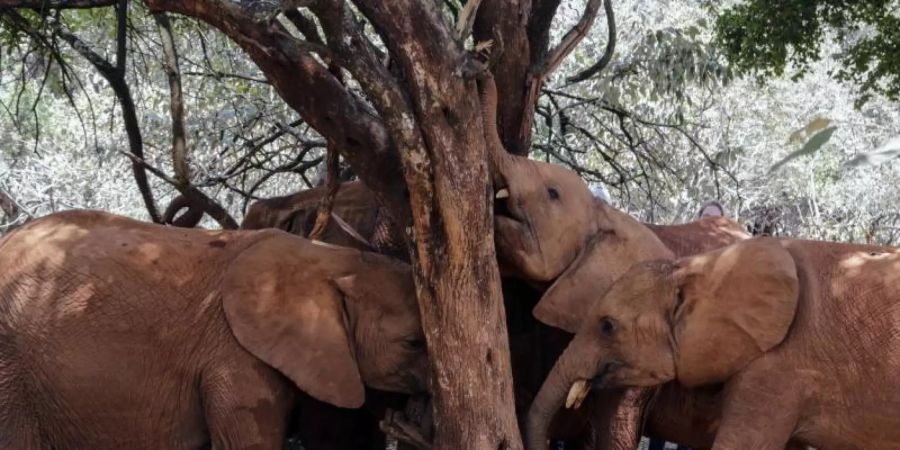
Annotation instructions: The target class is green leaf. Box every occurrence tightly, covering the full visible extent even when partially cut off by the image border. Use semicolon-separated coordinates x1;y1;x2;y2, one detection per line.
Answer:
769;126;838;174
843;137;900;169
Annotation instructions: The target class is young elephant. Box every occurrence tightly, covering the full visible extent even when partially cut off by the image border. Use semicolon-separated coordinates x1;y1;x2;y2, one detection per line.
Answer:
527;237;900;450
0;210;428;450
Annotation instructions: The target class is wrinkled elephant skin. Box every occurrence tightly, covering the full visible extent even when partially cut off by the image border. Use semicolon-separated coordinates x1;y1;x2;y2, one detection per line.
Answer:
529;237;900;450
0;210;428;450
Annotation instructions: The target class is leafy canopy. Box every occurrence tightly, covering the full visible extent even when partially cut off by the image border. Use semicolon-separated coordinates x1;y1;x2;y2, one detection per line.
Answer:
714;0;900;106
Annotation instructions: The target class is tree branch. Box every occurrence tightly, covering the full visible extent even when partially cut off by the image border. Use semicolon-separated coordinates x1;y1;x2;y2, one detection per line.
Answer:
144;0;408;219
120;151;239;229
154;12;191;187
0;187;31;232
4;9;163;223
566;0;616;83
540;0;602;77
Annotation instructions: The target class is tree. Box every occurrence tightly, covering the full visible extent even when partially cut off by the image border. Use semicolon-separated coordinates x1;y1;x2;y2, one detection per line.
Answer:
0;0;623;448
714;0;900;106
3;0;898;446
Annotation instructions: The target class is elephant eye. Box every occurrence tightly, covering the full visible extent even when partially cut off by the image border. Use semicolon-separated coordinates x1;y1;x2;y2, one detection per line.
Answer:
547;187;560;200
600;316;616;337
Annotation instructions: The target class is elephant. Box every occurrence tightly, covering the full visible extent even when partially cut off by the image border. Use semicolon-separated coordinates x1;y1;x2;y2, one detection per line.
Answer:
224;75;755;450
237;173;750;449
519;213;751;450
241;181;408;259
0;210;428;450
528;236;900;450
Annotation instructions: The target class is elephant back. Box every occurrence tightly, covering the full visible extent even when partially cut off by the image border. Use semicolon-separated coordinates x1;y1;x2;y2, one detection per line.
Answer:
242;181;408;260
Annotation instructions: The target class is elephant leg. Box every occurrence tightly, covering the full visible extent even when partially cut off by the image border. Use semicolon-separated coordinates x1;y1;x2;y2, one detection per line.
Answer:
712;363;802;450
201;357;294;450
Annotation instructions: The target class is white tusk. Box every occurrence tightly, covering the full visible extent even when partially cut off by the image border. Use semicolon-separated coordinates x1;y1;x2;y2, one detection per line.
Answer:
565;379;590;409
495;188;510;199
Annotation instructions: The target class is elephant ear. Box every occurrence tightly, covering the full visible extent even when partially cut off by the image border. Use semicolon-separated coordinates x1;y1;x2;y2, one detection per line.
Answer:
221;232;365;409
533;233;609;332
534;204;673;333
672;237;799;387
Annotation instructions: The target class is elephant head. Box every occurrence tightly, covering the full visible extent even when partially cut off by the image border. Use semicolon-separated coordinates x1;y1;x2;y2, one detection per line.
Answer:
480;76;663;284
530;209;675;333
221;232;428;409
526;238;800;450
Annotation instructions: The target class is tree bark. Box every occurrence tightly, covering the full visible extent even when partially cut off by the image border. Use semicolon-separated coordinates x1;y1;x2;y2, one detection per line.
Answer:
347;1;521;447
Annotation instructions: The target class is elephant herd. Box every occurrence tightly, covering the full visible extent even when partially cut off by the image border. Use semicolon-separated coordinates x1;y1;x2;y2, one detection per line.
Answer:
1;79;899;449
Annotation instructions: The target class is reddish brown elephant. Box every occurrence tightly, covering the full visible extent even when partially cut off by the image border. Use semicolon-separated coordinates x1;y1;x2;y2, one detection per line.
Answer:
242;181;407;259
528;237;900;450
0;210;428;450
240;177;755;449
217;75;760;449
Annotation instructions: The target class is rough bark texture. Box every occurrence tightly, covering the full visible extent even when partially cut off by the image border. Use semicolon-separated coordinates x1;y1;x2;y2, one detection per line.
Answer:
347;1;521;447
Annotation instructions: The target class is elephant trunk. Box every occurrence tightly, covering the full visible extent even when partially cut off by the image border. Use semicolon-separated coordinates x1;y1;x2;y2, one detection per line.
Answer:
477;74;512;185
526;354;582;450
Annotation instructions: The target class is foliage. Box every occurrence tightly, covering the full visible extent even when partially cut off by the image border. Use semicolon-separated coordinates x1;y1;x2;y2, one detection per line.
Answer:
532;0;900;244
714;0;900;106
1;0;899;246
1;5;327;230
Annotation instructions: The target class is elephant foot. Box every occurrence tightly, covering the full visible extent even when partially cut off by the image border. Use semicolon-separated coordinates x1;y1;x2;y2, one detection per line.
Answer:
381;409;433;450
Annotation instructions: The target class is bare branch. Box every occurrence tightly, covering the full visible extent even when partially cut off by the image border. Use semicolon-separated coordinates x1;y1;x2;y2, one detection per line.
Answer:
144;0;408;219
162;194;204;228
239;0;314;22
314;0;428;192
120;152;239;230
114;0;126;73
0;189;24;220
540;0;601;77
566;0;616;83
154;12;191;186
2;8;163;223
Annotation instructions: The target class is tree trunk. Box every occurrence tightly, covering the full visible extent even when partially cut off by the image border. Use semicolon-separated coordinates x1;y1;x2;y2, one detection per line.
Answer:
5;1;612;448
342;1;523;446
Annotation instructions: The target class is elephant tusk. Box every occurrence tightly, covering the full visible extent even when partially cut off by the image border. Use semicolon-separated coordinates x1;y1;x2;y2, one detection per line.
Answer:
565;379;590;409
495;188;510;199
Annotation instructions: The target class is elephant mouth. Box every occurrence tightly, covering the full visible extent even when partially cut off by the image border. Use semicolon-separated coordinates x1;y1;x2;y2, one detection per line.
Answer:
565;361;620;409
493;186;519;223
